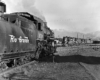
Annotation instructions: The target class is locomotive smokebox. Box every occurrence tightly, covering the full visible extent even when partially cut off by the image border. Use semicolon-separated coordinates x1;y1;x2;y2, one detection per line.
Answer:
0;1;6;13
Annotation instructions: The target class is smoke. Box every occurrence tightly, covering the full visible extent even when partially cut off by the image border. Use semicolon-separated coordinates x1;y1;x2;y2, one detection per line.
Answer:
34;0;100;33
2;0;46;21
3;0;100;34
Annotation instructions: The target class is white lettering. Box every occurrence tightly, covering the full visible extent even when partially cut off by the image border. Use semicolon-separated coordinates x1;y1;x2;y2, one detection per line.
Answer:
9;35;17;43
24;37;29;43
18;36;23;43
9;35;29;43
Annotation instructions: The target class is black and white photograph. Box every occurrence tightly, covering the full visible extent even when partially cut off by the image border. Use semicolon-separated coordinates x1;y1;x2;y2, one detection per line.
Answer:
0;0;100;80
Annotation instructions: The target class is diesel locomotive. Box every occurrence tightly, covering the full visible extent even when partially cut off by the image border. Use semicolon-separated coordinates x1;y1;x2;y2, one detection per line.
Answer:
0;1;56;69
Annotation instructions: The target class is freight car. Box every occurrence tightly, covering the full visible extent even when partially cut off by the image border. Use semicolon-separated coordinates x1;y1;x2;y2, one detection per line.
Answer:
62;36;88;46
0;1;56;70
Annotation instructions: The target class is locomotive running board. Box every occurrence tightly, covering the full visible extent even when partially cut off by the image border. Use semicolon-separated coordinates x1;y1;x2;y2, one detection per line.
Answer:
0;50;35;61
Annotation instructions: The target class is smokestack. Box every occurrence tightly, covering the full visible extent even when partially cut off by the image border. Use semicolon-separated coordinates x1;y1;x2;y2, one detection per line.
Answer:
0;0;6;13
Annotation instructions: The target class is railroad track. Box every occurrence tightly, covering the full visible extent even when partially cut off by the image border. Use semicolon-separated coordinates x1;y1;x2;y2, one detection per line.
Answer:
65;44;100;50
9;61;96;80
0;60;37;79
80;63;99;80
78;63;96;80
1;44;100;79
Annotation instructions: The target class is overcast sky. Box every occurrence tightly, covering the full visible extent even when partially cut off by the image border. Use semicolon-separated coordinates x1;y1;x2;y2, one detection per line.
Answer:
2;0;100;33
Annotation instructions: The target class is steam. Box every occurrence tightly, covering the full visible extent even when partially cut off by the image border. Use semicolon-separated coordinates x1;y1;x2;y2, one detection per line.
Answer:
2;0;46;21
3;0;100;34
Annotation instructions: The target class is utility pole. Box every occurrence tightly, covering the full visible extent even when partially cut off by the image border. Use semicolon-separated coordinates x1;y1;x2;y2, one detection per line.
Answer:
83;35;84;39
77;33;78;38
83;35;84;43
76;33;79;54
77;33;78;44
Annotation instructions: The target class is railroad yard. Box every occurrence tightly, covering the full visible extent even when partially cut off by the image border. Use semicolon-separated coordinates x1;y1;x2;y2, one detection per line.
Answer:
0;0;99;80
0;45;100;80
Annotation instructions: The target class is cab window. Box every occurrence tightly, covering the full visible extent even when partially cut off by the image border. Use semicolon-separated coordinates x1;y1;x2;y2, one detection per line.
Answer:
38;23;42;31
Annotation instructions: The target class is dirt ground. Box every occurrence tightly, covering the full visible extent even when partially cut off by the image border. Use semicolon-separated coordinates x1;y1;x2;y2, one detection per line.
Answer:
1;45;100;80
56;46;100;57
8;62;95;80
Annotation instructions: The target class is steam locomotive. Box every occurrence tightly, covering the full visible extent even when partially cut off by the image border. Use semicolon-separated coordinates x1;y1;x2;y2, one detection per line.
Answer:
0;1;56;69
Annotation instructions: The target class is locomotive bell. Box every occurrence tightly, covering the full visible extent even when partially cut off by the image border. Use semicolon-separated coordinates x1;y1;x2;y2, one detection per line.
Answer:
0;1;6;13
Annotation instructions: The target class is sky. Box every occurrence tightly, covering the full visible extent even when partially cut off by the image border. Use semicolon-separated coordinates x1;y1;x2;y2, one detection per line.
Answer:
2;0;100;33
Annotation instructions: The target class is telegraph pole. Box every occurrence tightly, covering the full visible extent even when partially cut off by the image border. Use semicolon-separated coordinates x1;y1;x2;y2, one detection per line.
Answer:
77;33;78;38
76;33;79;54
83;35;84;39
83;35;84;43
77;33;78;44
